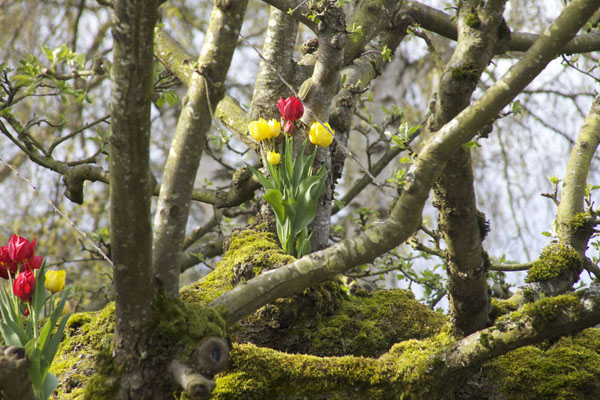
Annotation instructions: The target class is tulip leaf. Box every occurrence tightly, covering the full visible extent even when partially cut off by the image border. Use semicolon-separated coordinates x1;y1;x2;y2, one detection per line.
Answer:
263;189;285;223
0;321;22;347
41;373;59;400
247;164;275;191
32;261;48;318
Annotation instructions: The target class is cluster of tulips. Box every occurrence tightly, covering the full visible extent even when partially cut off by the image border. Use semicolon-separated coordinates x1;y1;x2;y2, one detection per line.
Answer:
247;96;334;258
0;234;71;400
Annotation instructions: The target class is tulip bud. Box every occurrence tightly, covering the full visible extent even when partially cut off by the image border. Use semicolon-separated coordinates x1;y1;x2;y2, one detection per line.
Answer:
46;270;66;293
249;118;281;141
13;270;35;302
283;120;295;135
54;298;71;316
309;122;335;147
277;96;304;121
267;151;281;165
8;234;36;264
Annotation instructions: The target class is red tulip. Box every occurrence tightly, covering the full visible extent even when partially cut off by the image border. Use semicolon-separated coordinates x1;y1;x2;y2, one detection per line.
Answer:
13;270;35;302
0;246;18;279
8;234;36;264
277;96;304;121
283;120;295;135
23;255;43;271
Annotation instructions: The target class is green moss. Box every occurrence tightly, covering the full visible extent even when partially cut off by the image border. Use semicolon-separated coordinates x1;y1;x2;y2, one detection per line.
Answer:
233;288;446;358
152;294;227;359
180;226;295;305
476;210;490;240
526;243;583;282
465;13;480;28
489;298;518;321
51;303;118;399
521;293;582;329
213;329;456;400
485;328;600;399
569;212;593;235
450;61;479;82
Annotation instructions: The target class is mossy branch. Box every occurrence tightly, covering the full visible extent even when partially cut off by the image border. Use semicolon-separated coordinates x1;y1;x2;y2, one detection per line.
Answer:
448;287;600;369
210;0;600;325
556;96;600;253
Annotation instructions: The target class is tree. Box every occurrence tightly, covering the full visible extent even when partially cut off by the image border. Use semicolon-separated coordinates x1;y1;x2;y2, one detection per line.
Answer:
3;0;600;398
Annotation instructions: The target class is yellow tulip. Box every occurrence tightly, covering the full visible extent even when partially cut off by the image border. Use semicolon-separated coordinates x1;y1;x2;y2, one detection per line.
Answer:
248;118;281;141
309;122;334;147
267;151;281;165
45;270;66;293
54;298;71;316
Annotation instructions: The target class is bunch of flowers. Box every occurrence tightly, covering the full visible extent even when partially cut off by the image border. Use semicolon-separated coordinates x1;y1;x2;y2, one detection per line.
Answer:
248;96;335;257
0;234;71;400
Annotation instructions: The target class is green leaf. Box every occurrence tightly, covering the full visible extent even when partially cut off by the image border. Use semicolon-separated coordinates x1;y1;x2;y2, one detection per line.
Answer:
263;189;285;223
246;164;275;191
41;373;59;400
0;321;22;346
541;231;552;237
31;261;48;318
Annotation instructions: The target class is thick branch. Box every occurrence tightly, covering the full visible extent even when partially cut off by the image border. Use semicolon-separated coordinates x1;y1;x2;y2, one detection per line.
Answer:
109;0;158;396
210;0;600;325
152;0;249;297
448;286;600;369
0;346;36;400
404;0;600;55
556;96;600;253
429;0;508;335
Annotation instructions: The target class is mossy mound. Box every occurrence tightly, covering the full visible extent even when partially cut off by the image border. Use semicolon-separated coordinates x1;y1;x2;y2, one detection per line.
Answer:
526;243;583;283
180;226;295;305
50;303;118;399
484;328;600;399
233;287;446;357
212;328;457;400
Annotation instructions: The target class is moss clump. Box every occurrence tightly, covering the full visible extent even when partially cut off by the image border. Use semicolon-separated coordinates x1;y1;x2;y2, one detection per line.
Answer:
233;288;446;358
526;243;583;283
489;298;518;321
213;329;456;400
152;294;227;360
180;226;295;305
497;18;511;41
569;212;593;235
521;293;582;329
51;303;118;399
450;61;479;82
485;328;600;399
465;13;480;28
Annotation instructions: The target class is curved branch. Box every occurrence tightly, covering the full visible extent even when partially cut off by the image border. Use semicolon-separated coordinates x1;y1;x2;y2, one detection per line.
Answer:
556;96;600;253
152;0;249;297
210;0;600;325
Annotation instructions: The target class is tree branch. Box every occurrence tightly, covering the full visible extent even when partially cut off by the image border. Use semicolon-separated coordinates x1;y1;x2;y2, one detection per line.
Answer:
209;0;600;325
109;0;158;395
152;0;249;297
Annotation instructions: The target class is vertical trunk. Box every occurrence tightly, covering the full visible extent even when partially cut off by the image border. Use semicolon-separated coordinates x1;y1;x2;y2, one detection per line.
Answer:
109;0;158;396
428;0;508;335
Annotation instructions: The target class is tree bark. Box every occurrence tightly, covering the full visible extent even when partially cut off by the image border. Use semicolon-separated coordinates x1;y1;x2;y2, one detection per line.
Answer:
109;0;158;397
